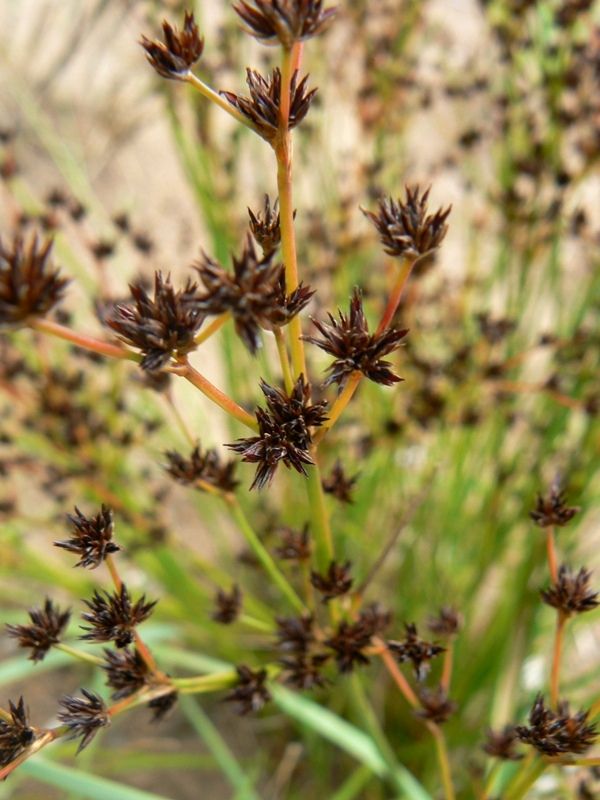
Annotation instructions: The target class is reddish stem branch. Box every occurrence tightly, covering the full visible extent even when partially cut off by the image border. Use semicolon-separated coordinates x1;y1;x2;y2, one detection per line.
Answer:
551;612;566;708
30;317;136;361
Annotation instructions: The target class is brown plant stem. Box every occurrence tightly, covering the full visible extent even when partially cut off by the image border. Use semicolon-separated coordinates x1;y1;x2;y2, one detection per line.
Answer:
376;255;417;335
170;357;258;432
551;612;567;708
441;642;454;693
374;637;419;708
545;525;558;583
431;726;456;800
274;327;294;393
30;318;137;361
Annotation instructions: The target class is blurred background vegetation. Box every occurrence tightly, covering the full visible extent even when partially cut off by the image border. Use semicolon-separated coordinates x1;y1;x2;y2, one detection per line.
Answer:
0;0;599;798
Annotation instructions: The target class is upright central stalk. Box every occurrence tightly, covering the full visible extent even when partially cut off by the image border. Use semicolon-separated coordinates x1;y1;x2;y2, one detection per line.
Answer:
276;45;305;378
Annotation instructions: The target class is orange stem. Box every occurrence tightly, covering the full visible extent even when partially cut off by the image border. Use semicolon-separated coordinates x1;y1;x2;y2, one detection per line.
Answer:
30;318;136;361
546;526;558;584
551;612;566;708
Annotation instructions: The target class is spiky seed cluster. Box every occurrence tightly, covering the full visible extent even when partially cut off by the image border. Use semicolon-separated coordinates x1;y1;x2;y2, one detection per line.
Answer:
363;186;451;259
195;238;313;354
388;623;445;681
102;648;150;700
221;69;317;142
57;689;110;753
80;585;157;648
227;375;327;489
0;235;69;328
310;560;353;602
325;605;390;673
415;687;457;725
6;598;71;662
276;615;329;689
212;585;243;625
483;726;524;761
427;607;461;637
541;565;599;615
141;12;204;80
225;665;271;715
248;196;282;256
164;445;239;493
322;460;359;504
530;485;579;527
305;288;408;386
149;690;179;722
106;272;204;371
516;695;598;755
0;698;35;768
233;0;337;46
54;505;119;569
275;525;311;561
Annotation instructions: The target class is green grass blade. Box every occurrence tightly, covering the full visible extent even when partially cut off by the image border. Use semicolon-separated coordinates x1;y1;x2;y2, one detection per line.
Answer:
20;757;176;800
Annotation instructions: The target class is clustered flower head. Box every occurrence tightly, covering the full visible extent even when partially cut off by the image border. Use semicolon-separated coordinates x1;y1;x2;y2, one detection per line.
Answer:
54;505;119;569
388;623;445;681
276;615;329;689
310;560;353;602
80;585;157;649
325;605;391;673
483;725;524;761
530;484;579;527
106;272;204;371
164;444;239;493
305;288;408;386
233;0;337;47
57;689;110;753
275;525;311;561
141;11;204;80
416;686;457;725
427;607;462;637
102;648;150;700
0;234;69;328
541;565;599;616
322;460;359;504
195;237;314;354
227;374;327;489
248;195;282;257
516;694;598;755
6;598;71;662
212;585;243;625
221;69;317;142
225;665;271;715
0;697;35;768
363;186;451;259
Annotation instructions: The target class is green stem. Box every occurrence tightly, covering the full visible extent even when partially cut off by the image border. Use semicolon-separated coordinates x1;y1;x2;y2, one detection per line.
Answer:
54;643;104;667
505;758;546;800
431;726;455;800
227;497;305;613
274;327;294;393
186;73;258;132
306;458;334;570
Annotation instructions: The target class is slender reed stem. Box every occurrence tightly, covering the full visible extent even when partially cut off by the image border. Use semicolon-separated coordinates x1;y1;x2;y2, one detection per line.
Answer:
165;390;195;445
306;456;334;569
186;73;258;131
54;643;104;667
313;372;362;444
551;612;566;708
30;318;136;361
545;526;558;583
431;726;456;800
195;312;230;345
226;496;305;612
171;357;258;431
441;642;454;693
375;637;419;707
505;758;546;800
376;256;417;335
105;554;123;591
274;327;294;393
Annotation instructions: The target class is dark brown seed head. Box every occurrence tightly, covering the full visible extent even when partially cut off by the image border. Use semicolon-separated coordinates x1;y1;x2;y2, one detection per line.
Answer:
274;525;312;561
311;560;353;602
6;598;71;662
57;689;110;753
483;725;524;761
54;505;119;569
80;585;157;648
530;484;579;527
106;272;204;371
102;648;150;700
322;460;359;504
248;196;282;256
227;374;327;489
233;0;337;46
0;697;36;768
363;186;451;259
212;585;243;625
0;234;69;328
280;653;329;690
305;287;408;387
387;623;445;681
275;614;314;652
415;686;457;725
221;69;317;142
195;237;313;354
148;690;179;722
427;607;461;637
141;11;204;80
164;445;239;493
516;694;598;755
325;606;388;674
225;665;271;715
541;565;599;616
